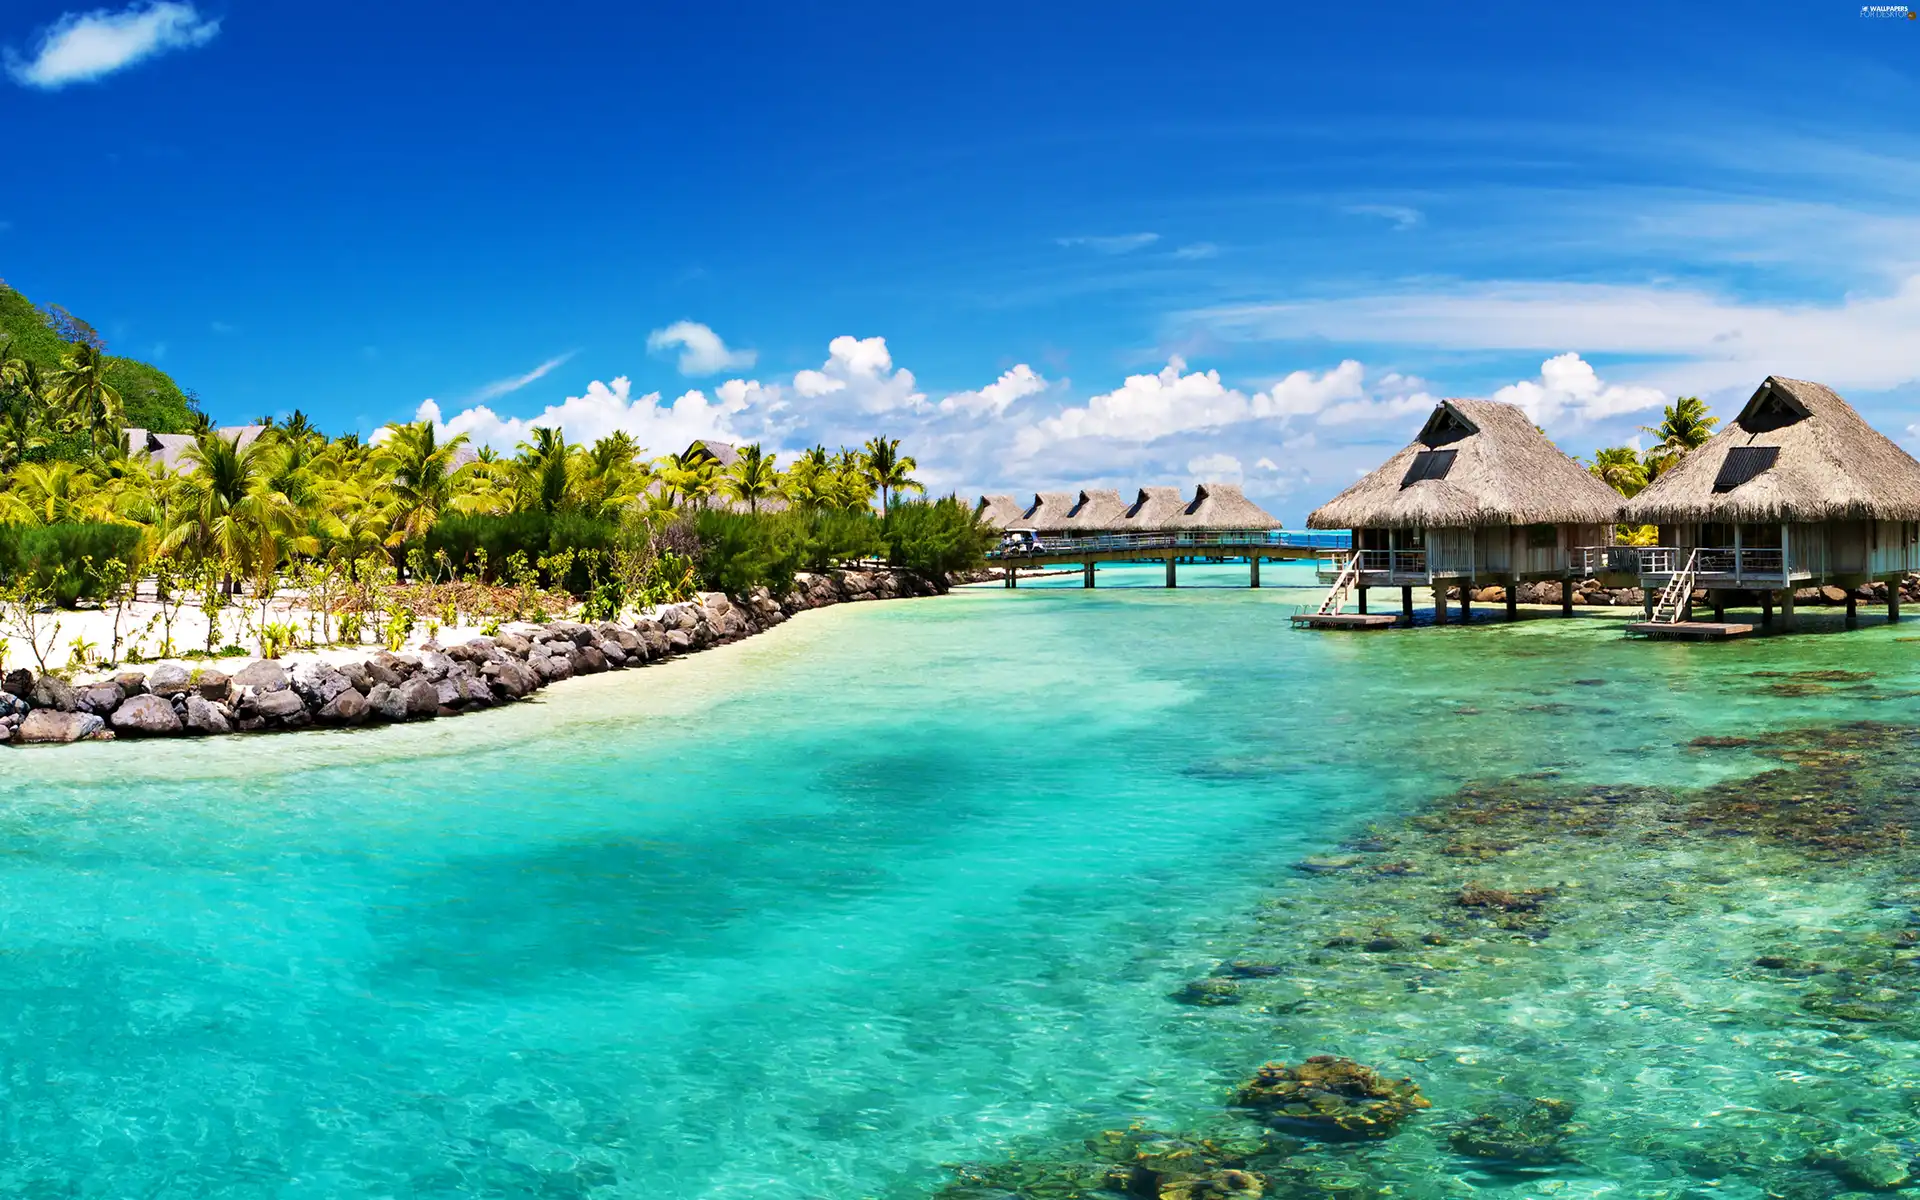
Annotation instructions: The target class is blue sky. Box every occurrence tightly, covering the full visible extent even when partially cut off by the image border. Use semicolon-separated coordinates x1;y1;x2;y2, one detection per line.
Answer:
3;1;1918;521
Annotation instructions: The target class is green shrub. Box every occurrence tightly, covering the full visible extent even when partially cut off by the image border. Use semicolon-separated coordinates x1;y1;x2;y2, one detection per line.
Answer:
424;510;619;592
881;497;994;580
0;522;144;605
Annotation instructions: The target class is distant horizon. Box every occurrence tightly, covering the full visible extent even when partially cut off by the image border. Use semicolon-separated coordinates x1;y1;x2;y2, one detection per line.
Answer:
5;0;1917;525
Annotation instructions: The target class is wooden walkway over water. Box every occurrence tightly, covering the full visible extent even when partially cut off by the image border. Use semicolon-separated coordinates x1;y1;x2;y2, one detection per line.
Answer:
986;531;1347;588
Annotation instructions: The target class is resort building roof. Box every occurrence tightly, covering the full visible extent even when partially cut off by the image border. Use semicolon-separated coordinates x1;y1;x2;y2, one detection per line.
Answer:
1307;398;1621;530
1022;491;1079;528
975;494;1027;529
1125;486;1190;527
1167;482;1285;531
685;439;741;468
1623;377;1920;526
1057;488;1131;532
125;425;268;473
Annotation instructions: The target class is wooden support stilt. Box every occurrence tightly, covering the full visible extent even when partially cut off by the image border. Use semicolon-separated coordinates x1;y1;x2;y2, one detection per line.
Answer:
1761;593;1773;626
1433;587;1450;625
1249;556;1260;589
1402;585;1414;625
1165;556;1177;589
1505;581;1518;622
1643;589;1655;620
1460;588;1472;623
1083;562;1095;589
1008;567;1018;589
1781;589;1797;630
1560;579;1574;618
1846;591;1858;628
1357;587;1368;615
1891;583;1902;623
1712;596;1725;622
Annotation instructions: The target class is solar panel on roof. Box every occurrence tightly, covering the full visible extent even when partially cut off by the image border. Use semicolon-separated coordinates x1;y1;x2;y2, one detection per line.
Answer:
1400;448;1457;487
1713;445;1779;492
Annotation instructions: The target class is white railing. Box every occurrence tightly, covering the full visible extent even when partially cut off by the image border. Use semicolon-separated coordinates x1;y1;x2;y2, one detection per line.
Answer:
990;529;1348;560
1691;548;1785;578
1315;549;1428;582
1650;549;1699;623
1576;545;1675;575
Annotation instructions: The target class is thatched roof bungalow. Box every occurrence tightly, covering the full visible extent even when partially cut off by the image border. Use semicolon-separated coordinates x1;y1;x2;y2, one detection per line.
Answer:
975;494;1028;530
1167;483;1284;531
1058;488;1131;533
1307;398;1619;589
1022;491;1080;532
1621;377;1920;595
1124;486;1188;529
126;425;268;473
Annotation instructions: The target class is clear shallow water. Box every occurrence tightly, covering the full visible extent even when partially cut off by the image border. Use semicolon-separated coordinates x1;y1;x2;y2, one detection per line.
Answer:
3;573;1919;1198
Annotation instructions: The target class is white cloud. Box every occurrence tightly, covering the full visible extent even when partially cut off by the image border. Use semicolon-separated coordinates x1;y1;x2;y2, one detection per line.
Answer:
414;377;760;456
470;352;575;402
1344;204;1424;230
791;335;924;413
646;321;757;376
1187;452;1242;480
1173;242;1219;260
8;1;219;89
1188;274;1920;396
1055;233;1160;254
1491;352;1665;426
1255;457;1278;471
938;363;1049;416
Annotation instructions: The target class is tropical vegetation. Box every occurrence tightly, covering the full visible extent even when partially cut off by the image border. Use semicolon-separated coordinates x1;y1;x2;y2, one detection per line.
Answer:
1587;396;1716;543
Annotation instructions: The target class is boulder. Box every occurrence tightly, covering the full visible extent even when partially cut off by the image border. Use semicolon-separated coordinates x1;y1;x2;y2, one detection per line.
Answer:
496;632;532;656
364;660;403;688
183;695;233;735
109;694;182;736
316;688;371;725
548;620;593;646
0;692;26;719
1234;1056;1431;1141
240;688;310;728
482;659;539;699
666;629;692;653
400;676;440;718
576;646;608;674
337;660;373;692
112;672;148;696
29;675;76;713
16;709;107;744
193;669;231;701
291;662;355;709
1;668;32;699
230;660;290;694
1821;585;1849;604
145;662;192;696
596;639;627;667
531;653;573;683
417;650;456;681
371;652;417;680
367;683;408;722
76;682;126;715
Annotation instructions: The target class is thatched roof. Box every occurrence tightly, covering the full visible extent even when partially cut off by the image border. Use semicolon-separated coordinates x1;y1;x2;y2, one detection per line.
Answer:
974;494;1027;529
126;426;268;473
1307;399;1622;530
1623;377;1920;525
686;439;740;468
1058;488;1131;532
1167;483;1283;530
1126;486;1189;527
1023;491;1079;531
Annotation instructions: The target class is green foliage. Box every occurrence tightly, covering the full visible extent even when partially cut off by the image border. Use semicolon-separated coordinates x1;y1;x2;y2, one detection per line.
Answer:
0;284;199;433
880;496;994;579
423;510;619;592
0;521;144;605
689;507;891;595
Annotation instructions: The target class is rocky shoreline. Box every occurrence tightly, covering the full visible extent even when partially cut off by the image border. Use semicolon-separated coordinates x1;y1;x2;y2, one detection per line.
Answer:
1467;572;1920;609
0;568;940;747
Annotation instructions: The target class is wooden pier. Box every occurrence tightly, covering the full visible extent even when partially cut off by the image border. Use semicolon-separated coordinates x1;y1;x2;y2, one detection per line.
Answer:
1625;621;1756;641
1289;613;1400;630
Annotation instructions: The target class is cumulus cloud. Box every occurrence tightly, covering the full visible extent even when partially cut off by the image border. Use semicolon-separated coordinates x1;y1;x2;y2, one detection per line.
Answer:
792;335;924;413
1173;242;1219;260
414;377;758;456
938;364;1049;417
1055;233;1160;254
8;1;218;89
470;353;575;402
1187;452;1242;480
646;321;757;376
1491;352;1665;426
1344;204;1424;230
1020;357;1372;452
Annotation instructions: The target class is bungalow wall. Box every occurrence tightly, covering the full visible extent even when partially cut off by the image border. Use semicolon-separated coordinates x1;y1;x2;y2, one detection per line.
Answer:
1426;522;1609;581
1662;520;1920;583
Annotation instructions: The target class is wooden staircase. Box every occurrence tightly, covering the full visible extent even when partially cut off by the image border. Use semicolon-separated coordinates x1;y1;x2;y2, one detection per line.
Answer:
1648;548;1699;624
1315;552;1362;616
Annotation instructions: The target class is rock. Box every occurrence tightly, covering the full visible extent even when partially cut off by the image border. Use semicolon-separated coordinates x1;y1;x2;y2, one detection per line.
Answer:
1821;585;1850;604
146;662;192;696
109;694;182;736
364;660;403;687
29;674;76;712
417;650;455;681
1474;585;1507;603
577;645;608;674
496;632;532;656
193;669;231;701
1218;960;1286;978
240;688;310;728
1448;1098;1577;1166
456;676;493;707
531;653;572;683
368;683;408;721
483;659;539;698
1172;978;1241;1006
292;662;355;708
1233;1056;1431;1141
371;652;417;680
1;668;32;699
16;709;108;744
0;692;26;719
338;661;373;692
112;672;148;696
1293;854;1361;874
184;695;233;735
230;660;289;693
400;676;440;718
76;682;125;715
665;629;692;653
1813;1137;1915;1191
596;639;626;667
1458;884;1550;912
317;688;370;725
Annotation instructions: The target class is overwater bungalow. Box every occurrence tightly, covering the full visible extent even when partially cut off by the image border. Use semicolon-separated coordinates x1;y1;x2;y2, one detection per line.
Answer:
974;494;1028;531
1057;488;1131;534
1168;483;1285;532
1305;398;1621;623
1620;376;1920;626
1125;486;1189;528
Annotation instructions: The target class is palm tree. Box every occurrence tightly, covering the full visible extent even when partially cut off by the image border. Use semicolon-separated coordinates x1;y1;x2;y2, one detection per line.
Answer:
780;445;833;509
8;461;110;525
0;404;49;471
373;420;476;546
1640;397;1717;479
657;448;717;509
281;409;319;445
48;342;123;442
1588;447;1649;498
723;443;779;514
861;436;922;514
515;426;573;513
159;431;293;589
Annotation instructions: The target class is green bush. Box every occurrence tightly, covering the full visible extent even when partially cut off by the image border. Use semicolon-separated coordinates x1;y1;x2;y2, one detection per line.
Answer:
881;497;994;580
0;522;144;605
424;510;619;591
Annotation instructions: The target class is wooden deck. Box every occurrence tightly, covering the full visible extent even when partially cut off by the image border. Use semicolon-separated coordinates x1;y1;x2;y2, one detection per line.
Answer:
1625;621;1756;641
1290;613;1401;630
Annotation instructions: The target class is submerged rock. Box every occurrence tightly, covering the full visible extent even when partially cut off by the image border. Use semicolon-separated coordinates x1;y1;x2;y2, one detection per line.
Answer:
1233;1056;1430;1140
1448;1097;1577;1167
1172;978;1240;1007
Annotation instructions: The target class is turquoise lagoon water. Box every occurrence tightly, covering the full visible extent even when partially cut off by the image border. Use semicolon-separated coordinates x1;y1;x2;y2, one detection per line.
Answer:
4;563;1919;1197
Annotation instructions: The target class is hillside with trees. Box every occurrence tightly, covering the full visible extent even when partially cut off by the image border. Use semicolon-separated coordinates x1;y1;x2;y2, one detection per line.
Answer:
0;282;203;439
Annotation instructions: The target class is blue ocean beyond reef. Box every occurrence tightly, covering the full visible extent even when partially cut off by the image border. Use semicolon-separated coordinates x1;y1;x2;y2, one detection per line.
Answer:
5;561;1919;1198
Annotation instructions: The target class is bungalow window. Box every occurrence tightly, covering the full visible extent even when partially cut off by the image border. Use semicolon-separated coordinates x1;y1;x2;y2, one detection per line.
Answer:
1713;446;1780;492
1526;524;1557;549
1400;449;1457;486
